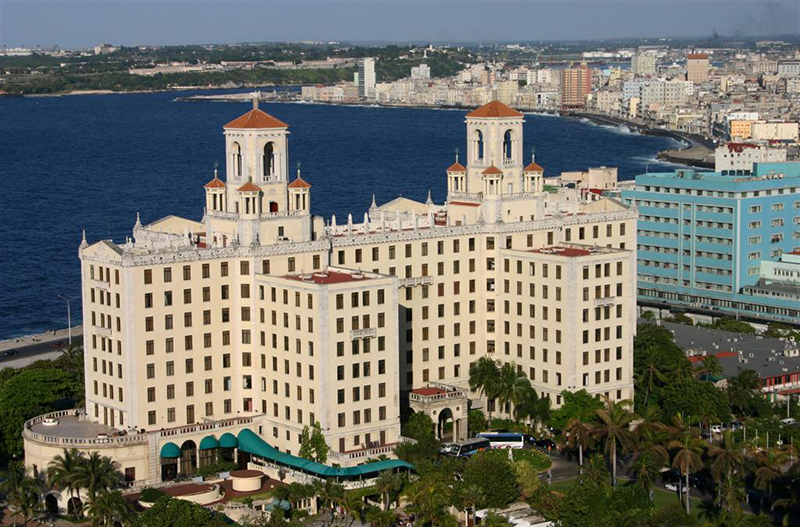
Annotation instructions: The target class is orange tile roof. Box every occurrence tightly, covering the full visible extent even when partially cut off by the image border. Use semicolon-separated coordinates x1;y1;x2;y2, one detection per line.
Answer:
204;177;226;189
466;100;523;118
524;162;544;173
687;53;708;60
224;109;288;129
447;162;466;172
288;177;312;189
237;181;261;192
482;165;503;175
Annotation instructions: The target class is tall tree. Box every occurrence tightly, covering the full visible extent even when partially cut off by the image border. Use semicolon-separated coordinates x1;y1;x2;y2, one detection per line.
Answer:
630;451;663;500
298;422;329;463
667;425;706;515
495;362;528;417
695;355;723;382
85;488;134;527
72;452;122;503
469;357;500;424
708;432;744;511
750;448;789;512
564;417;593;472
591;397;637;488
0;460;43;527
47;448;85;507
374;470;403;511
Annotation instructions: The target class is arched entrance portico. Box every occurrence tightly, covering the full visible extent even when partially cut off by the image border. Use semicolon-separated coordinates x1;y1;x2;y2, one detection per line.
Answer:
67;497;83;516
408;384;469;443
45;494;59;515
180;440;198;476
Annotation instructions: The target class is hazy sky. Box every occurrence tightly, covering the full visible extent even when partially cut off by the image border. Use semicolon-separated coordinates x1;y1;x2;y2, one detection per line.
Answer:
1;0;799;49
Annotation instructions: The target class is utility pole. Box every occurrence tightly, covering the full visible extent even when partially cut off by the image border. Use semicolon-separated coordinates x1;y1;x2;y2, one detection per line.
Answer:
57;295;79;345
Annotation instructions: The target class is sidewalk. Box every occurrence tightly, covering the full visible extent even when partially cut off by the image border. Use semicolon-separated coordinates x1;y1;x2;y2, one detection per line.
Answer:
0;326;82;352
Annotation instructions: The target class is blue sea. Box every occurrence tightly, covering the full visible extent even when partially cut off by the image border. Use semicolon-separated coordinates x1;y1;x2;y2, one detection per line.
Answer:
0;90;682;339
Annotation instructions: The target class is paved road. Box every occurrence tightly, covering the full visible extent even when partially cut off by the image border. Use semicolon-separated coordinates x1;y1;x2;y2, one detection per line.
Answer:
0;326;82;370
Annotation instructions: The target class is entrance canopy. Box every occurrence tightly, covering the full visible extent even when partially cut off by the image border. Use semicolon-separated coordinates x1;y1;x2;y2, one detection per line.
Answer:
236;429;412;479
160;442;180;458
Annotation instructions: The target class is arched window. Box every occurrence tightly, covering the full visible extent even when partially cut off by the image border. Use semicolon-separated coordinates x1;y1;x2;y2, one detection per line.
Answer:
263;142;274;178
232;142;242;178
475;130;484;161
503;130;513;161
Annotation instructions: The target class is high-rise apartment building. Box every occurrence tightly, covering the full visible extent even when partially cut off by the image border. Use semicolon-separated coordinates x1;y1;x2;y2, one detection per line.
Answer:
631;52;657;77
622;163;800;324
358;58;376;99
560;64;592;110
411;64;431;80
24;100;637;490
686;53;709;84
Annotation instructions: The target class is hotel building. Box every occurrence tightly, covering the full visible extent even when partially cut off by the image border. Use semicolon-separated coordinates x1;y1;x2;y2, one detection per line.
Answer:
24;100;637;489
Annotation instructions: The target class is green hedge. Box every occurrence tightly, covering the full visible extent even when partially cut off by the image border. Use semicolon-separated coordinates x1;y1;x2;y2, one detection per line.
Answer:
140;487;167;503
512;449;551;471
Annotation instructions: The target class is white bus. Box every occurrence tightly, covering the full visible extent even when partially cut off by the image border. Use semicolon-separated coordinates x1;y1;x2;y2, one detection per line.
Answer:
477;432;527;449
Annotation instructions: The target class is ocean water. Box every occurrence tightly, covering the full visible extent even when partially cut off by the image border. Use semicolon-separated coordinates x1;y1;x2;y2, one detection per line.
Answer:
0;90;681;339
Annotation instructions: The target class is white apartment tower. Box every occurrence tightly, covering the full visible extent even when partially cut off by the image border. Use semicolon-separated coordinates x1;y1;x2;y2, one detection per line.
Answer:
358;58;376;99
23;100;637;491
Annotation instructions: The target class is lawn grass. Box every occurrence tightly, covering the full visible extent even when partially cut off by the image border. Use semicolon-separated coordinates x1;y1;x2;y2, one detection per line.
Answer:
549;477;703;517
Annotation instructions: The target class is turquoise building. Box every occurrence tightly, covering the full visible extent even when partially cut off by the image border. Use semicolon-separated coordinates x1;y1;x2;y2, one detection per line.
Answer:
621;163;800;324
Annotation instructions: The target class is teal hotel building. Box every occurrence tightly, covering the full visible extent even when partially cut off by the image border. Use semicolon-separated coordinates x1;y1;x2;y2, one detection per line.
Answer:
621;163;800;324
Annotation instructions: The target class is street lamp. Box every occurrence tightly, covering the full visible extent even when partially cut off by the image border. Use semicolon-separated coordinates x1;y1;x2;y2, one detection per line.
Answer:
57;295;79;345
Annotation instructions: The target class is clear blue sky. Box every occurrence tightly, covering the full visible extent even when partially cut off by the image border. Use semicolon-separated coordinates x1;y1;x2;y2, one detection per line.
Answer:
1;0;798;49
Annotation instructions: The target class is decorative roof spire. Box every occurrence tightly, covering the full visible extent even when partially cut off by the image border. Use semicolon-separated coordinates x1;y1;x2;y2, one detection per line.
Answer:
531;147;536;164
455;147;459;164
426;190;433;205
135;212;142;229
296;161;301;179
370;194;377;209
80;229;88;249
252;91;259;110
214;161;219;178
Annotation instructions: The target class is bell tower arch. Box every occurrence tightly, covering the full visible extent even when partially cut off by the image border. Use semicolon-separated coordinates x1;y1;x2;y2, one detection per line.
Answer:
464;101;525;195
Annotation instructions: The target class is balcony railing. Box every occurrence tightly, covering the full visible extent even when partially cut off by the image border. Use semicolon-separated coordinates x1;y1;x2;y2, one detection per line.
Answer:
23;410;148;447
398;276;433;288
448;191;483;201
350;328;377;339
594;296;616;307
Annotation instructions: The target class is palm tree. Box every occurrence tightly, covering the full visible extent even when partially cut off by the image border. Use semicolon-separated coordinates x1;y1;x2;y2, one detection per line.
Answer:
495;362;528;418
403;472;452;526
71;452;122;503
512;383;538;431
708;432;745;511
1;461;43;527
750;448;789;512
636;354;667;409
374;471;402;511
481;511;512;527
729;369;760;392
565;418;593;473
339;491;364;527
84;488;133;527
591;397;637;488
47;448;85;508
695;355;723;382
469;356;500;424
455;482;484;527
667;426;706;515
313;480;344;523
365;505;395;527
582;454;610;487
715;474;746;515
630;451;663;500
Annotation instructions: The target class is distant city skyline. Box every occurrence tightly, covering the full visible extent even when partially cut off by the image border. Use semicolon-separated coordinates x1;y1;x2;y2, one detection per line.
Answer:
1;0;799;49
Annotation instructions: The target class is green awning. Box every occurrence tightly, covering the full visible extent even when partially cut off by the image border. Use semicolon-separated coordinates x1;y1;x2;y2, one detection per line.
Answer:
236;428;413;478
199;436;219;450
219;432;238;449
160;442;180;458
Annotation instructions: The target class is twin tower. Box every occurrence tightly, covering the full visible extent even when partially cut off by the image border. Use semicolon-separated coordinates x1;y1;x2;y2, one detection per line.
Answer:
203;99;544;246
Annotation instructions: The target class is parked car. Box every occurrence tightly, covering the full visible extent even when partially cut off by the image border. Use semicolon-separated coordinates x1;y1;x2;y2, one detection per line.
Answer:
665;482;688;493
536;438;557;451
780;418;796;426
0;349;17;358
